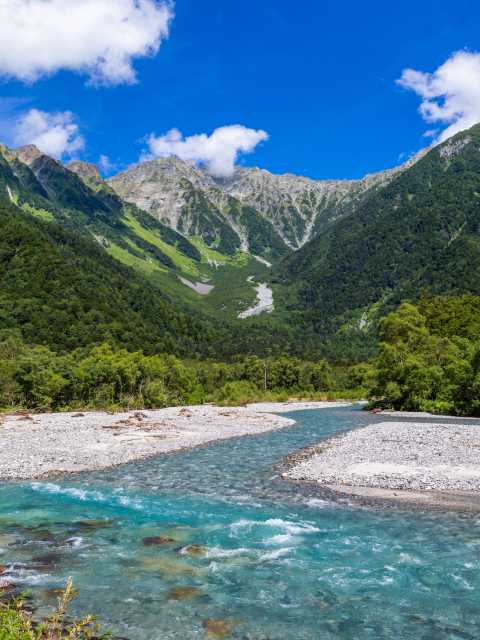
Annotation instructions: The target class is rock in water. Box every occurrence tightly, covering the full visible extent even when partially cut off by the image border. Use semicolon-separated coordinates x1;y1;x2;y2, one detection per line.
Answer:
178;544;207;557
167;586;202;600
142;535;176;546
202;619;236;637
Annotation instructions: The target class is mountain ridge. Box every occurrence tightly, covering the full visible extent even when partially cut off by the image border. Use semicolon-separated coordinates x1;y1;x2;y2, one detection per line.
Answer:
0;143;278;321
107;149;427;253
1;124;480;365
2;140;428;262
274;124;480;350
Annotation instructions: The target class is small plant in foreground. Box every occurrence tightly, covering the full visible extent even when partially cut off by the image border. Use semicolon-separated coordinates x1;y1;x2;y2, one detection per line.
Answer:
0;579;110;640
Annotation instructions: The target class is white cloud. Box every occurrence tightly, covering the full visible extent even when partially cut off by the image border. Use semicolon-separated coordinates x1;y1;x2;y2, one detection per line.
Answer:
0;0;173;86
398;50;480;142
98;154;114;175
13;109;84;159
143;125;269;177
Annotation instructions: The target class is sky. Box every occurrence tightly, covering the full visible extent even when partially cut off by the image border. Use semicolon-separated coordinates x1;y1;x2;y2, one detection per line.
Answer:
0;0;479;179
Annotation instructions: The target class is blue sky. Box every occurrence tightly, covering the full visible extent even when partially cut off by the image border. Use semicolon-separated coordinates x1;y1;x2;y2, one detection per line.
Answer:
0;0;479;179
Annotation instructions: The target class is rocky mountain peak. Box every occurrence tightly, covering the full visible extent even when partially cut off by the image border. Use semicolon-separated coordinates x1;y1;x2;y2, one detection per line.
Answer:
68;161;103;185
116;156;215;188
107;147;428;254
13;144;44;166
108;156;217;227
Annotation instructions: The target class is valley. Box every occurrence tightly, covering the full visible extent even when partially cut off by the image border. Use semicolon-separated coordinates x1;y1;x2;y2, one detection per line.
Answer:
2;124;480;414
2;5;480;640
0;133;433;331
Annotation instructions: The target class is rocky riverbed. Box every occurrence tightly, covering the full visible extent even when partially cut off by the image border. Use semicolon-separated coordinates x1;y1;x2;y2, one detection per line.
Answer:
238;281;274;318
283;420;480;510
0;402;345;480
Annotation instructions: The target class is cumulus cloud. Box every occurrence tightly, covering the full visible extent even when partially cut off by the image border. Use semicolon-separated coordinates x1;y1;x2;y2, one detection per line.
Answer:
398;50;480;142
13;109;84;159
142;125;269;177
0;0;173;85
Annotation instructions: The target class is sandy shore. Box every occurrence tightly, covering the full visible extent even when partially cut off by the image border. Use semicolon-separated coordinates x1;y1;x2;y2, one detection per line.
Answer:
0;401;346;480
284;420;480;511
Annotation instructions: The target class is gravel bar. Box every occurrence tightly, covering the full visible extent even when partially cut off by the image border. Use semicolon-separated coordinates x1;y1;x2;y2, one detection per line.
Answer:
0;402;347;480
284;421;480;494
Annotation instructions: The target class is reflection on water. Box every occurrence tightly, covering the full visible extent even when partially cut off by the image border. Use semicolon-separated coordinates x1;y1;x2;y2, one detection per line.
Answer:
1;406;479;639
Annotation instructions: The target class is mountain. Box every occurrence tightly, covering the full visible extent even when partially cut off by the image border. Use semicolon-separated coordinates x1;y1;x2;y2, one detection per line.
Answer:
213;159;424;248
274;124;480;349
0;198;221;356
3;140;428;330
0;145;262;318
4;127;480;364
108;153;423;253
0;147;300;357
108;157;290;261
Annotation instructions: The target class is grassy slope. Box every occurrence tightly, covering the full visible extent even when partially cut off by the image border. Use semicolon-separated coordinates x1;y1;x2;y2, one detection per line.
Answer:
114;212;270;319
0;200;227;356
124;211;201;277
1;147;270;321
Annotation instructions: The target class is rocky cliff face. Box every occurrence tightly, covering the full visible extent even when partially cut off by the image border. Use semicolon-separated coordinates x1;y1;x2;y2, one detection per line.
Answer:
108;157;289;259
108;152;426;254
109;157;211;227
214;148;429;247
68;161;103;187
11;144;44;166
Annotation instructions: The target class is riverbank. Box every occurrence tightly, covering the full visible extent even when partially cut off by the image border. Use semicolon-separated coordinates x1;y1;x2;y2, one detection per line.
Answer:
283;420;480;511
0;401;347;480
2;405;479;639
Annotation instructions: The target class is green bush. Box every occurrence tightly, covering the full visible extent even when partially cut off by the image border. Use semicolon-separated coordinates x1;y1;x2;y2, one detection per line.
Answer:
0;579;108;639
143;379;170;408
215;380;260;406
369;300;480;416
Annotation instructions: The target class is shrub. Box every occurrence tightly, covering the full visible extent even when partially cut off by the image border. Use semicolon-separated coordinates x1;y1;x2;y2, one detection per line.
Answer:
0;579;108;639
215;380;259;406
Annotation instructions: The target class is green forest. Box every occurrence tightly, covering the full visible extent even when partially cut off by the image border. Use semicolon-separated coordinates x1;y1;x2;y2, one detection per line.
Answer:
0;333;366;411
2;127;480;416
1;294;478;415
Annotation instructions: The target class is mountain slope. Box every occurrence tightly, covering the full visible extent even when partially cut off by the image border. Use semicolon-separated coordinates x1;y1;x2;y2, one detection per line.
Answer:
109;153;424;253
0;200;224;356
213;159;423;248
0;145;273;319
275;124;480;338
0;196;300;360
108;157;290;261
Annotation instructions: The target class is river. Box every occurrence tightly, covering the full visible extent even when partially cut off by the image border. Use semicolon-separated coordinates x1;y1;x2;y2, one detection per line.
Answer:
0;405;479;639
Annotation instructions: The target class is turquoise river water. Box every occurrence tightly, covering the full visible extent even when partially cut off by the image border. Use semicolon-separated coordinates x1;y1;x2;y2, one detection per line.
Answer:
1;405;480;639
